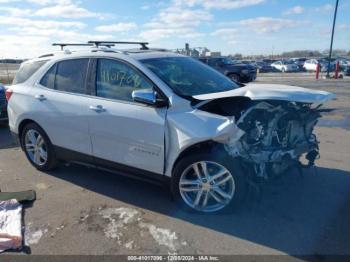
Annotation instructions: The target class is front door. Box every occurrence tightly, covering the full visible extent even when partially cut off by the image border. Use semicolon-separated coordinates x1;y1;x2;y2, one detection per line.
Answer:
88;58;166;174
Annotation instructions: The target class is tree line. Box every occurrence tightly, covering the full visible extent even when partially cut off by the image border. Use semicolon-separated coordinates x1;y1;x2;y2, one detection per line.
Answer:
230;49;350;60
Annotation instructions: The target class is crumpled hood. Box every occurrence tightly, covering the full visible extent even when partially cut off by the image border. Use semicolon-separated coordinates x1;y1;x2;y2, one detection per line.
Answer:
193;83;335;104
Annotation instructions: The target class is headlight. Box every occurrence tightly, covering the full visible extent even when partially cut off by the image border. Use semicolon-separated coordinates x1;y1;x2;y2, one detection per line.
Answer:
242;69;249;74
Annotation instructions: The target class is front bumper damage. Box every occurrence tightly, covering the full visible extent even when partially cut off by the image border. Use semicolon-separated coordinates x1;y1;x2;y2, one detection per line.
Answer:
211;100;325;179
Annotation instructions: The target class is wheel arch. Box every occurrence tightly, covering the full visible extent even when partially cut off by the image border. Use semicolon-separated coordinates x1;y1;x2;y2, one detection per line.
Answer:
171;140;226;177
18;119;48;148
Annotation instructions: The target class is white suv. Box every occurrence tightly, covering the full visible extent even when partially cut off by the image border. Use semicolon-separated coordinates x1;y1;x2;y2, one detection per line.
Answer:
6;42;334;213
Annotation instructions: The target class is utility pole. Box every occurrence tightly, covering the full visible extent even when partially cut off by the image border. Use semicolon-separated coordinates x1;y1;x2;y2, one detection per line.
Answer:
327;0;339;78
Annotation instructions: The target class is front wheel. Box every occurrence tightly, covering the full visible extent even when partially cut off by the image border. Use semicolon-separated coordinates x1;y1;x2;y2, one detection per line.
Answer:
171;152;247;213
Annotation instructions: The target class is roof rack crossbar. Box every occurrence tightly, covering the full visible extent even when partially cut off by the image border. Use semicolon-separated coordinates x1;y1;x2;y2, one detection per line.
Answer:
52;43;115;50
52;43;92;51
88;41;149;50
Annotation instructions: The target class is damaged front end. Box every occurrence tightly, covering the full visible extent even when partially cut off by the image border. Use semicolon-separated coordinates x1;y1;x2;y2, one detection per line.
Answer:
197;96;329;180
224;100;321;179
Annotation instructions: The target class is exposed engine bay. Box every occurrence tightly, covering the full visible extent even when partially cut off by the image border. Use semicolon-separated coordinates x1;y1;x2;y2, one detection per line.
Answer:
198;97;324;179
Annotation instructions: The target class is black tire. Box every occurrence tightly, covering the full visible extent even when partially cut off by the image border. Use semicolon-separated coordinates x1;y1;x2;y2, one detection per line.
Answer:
171;151;247;213
228;73;240;83
21;122;58;171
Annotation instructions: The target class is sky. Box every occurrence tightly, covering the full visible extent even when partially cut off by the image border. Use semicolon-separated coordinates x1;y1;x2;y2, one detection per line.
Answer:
0;0;349;58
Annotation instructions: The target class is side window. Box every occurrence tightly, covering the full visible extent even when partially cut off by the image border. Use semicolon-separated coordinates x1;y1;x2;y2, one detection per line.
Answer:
96;58;153;102
54;59;89;94
40;64;56;89
13;60;48;85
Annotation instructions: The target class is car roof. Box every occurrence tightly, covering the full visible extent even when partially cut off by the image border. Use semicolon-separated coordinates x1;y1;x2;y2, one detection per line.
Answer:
24;47;185;64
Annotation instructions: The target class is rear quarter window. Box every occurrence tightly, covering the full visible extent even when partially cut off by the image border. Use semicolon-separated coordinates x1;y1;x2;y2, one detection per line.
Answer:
40;58;89;95
13;60;48;85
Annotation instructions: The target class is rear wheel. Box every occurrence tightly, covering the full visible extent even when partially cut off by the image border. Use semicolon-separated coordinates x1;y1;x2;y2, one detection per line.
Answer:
21;123;57;171
172;152;247;213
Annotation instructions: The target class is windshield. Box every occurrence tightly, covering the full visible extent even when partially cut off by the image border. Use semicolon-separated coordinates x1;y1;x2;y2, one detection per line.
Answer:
140;57;239;97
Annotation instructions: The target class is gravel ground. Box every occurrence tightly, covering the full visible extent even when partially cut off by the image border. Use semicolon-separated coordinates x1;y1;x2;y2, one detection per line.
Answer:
0;73;349;257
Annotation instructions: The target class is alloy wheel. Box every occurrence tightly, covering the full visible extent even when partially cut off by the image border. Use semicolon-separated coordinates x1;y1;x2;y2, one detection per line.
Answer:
179;161;235;212
24;129;48;166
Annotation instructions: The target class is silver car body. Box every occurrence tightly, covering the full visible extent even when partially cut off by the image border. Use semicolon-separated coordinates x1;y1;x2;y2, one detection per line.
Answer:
8;49;335;180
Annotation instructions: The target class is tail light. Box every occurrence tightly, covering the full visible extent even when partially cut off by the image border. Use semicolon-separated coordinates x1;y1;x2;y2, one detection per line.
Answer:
5;89;13;101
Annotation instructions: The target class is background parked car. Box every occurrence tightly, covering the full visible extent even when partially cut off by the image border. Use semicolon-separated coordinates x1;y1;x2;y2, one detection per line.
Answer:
199;57;256;83
0;83;8;122
290;58;307;71
271;60;299;72
336;58;350;72
303;59;335;72
255;61;277;73
344;65;350;76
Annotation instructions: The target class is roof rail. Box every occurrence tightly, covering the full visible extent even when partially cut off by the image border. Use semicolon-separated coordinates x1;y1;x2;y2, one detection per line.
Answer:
88;41;149;50
52;43;115;50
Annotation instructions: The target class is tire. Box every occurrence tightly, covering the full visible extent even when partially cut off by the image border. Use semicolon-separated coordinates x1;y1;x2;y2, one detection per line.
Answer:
21;122;58;171
171;151;247;213
228;73;240;83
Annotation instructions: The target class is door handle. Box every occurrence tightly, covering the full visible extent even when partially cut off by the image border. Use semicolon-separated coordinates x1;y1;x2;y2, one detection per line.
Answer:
89;105;106;113
35;94;47;101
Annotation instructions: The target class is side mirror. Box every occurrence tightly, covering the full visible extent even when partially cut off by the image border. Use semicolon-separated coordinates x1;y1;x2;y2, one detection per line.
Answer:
132;89;168;107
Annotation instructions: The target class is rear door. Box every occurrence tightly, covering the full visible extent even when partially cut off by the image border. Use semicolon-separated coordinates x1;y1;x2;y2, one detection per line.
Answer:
33;58;94;158
88;58;166;174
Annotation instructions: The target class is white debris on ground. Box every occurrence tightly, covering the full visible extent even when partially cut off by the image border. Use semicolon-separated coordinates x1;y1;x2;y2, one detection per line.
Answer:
99;207;139;243
124;240;134;250
91;206;187;254
24;223;48;245
139;222;186;254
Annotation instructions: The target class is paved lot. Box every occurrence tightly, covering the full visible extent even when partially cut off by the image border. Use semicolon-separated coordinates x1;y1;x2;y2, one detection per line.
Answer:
0;73;350;256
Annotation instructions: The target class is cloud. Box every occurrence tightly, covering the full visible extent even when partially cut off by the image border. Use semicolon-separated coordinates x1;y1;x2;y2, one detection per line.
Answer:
95;23;138;32
283;5;304;15
211;28;238;45
141;2;166;10
338;24;350;30
139;28;204;41
0;7;32;16
34;4;104;18
174;0;264;9
141;5;150;10
0;16;86;29
0;35;50;59
238;17;300;34
27;0;72;4
154;7;212;27
140;4;210;41
0;0;71;4
315;4;334;12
